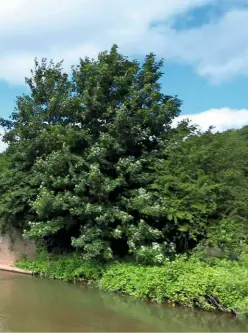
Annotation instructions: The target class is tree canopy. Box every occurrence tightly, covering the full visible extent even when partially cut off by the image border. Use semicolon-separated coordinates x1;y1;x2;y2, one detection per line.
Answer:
0;45;247;264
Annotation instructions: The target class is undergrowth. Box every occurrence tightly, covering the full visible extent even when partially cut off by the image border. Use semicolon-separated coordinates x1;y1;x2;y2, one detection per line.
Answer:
16;252;248;318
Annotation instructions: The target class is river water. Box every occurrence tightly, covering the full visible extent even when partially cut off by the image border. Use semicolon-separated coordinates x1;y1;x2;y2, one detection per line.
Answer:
0;271;248;332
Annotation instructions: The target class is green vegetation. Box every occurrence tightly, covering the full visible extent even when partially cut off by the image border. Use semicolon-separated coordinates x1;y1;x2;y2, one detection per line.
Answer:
0;45;248;316
16;253;248;317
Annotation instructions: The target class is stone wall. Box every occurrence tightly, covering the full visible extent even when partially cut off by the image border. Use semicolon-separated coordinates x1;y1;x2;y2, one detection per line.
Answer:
0;228;36;266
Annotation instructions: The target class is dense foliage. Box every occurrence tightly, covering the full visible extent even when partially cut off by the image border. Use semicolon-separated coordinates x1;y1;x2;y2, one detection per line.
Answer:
0;45;248;264
16;253;248;317
151;126;248;259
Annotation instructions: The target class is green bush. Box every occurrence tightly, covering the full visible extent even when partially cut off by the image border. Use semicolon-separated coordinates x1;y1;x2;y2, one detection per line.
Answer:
17;253;103;282
100;257;248;316
16;254;248;317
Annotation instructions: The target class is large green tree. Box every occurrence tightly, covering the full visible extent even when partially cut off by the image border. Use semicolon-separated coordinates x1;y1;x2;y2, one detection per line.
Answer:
2;45;247;264
0;45;183;262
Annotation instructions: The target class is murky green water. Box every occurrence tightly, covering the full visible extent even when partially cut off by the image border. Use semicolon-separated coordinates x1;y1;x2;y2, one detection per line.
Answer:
0;270;248;332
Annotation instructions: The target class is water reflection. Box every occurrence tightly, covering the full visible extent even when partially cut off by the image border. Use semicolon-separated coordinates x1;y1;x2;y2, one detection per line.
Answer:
0;271;247;332
99;292;244;332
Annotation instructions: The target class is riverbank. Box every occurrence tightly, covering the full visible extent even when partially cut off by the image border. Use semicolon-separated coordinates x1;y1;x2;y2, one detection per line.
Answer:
2;268;247;332
0;263;33;275
15;253;248;317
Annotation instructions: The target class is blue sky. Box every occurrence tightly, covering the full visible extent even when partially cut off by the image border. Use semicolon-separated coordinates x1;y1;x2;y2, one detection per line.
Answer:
0;0;248;146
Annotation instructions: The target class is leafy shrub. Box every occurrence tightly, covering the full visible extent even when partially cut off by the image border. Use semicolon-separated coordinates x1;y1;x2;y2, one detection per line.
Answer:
16;254;248;317
100;257;248;316
17;254;103;282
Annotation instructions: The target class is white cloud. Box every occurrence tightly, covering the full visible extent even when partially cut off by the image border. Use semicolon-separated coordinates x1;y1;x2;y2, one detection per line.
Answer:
162;9;248;83
0;0;246;84
174;108;248;132
0;0;240;84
